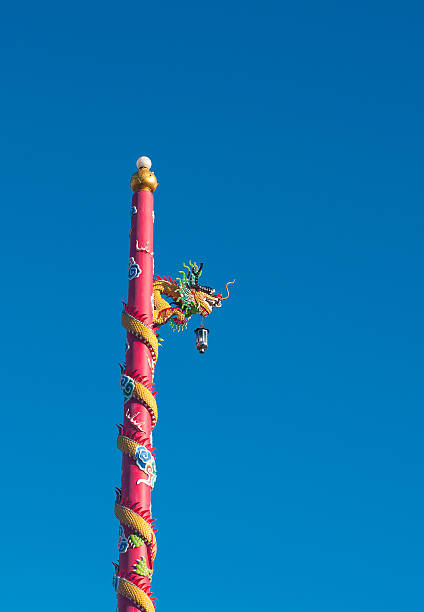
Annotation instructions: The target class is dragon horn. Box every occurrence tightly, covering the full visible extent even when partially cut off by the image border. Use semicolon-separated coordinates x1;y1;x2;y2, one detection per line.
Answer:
183;262;192;283
189;261;196;280
193;262;203;286
220;280;235;300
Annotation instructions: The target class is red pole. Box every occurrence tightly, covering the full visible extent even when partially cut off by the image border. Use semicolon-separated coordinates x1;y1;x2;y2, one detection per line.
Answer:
113;157;231;611
115;157;158;612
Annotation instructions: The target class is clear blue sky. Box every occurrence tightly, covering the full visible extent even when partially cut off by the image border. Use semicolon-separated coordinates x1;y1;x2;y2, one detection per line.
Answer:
1;1;424;610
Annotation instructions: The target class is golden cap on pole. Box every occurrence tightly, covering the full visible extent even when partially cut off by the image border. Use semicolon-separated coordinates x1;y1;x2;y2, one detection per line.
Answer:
130;156;158;192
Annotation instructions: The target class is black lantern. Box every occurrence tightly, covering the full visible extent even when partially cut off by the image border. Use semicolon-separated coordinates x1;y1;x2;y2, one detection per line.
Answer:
194;327;209;353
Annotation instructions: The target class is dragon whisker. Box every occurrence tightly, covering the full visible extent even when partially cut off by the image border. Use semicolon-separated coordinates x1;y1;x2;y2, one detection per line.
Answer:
220;280;235;300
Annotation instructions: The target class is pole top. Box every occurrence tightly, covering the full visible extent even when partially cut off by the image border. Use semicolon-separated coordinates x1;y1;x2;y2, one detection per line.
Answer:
131;155;158;193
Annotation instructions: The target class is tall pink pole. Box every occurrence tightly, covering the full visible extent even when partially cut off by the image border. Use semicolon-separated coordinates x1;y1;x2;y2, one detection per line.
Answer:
114;158;158;612
113;157;231;611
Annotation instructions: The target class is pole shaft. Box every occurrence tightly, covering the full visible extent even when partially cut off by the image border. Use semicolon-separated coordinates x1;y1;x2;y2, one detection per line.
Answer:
118;186;155;612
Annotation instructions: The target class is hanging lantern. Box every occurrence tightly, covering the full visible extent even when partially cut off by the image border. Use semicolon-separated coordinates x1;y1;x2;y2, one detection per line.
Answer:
194;327;209;353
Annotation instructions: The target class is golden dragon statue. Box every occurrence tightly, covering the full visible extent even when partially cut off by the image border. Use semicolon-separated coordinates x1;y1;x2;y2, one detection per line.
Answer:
116;262;233;611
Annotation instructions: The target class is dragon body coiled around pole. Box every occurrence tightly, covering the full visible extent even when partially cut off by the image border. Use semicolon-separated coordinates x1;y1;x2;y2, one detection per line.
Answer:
116;261;232;611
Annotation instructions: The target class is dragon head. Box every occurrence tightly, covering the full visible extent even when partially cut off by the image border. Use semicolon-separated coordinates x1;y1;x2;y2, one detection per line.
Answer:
176;262;232;319
190;263;223;316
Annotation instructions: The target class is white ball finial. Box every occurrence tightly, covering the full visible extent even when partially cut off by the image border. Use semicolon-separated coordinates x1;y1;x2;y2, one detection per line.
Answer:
136;156;152;170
